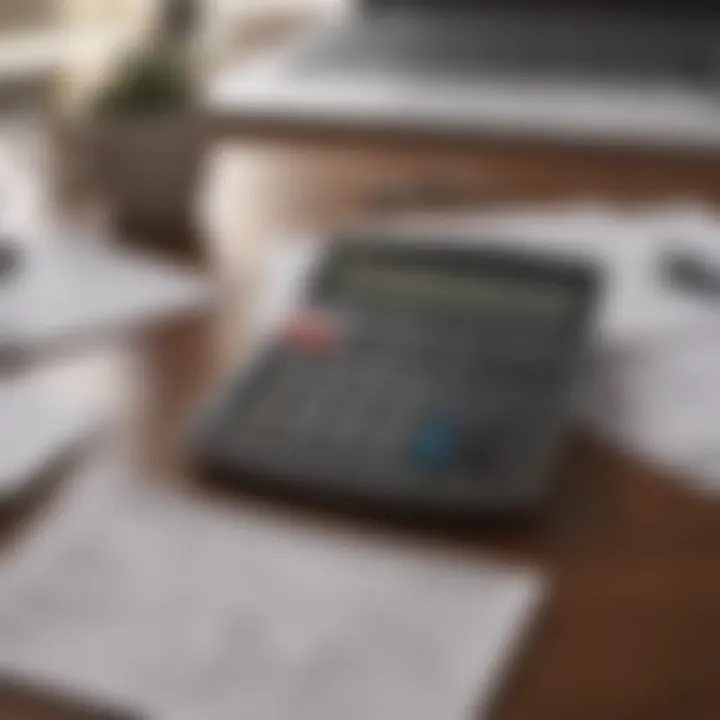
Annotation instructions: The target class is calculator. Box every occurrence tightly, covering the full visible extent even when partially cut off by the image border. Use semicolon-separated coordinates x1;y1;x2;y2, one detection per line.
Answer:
194;238;600;517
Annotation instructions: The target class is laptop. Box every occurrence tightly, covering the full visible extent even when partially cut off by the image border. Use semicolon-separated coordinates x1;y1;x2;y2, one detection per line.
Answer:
293;0;720;88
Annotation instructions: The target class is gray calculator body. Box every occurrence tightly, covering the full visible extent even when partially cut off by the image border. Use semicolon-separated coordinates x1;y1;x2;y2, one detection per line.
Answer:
194;238;599;518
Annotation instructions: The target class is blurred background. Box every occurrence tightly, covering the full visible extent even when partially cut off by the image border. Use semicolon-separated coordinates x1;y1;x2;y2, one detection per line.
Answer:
5;1;720;718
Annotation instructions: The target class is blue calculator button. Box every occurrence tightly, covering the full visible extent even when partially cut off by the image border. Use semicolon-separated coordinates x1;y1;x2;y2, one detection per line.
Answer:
408;416;464;474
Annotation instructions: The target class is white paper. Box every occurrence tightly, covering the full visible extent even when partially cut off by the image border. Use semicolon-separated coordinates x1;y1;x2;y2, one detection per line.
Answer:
0;463;545;720
1;240;212;359
0;376;99;497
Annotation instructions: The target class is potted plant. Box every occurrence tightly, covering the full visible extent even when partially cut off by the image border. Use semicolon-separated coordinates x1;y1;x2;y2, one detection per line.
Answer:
78;39;204;258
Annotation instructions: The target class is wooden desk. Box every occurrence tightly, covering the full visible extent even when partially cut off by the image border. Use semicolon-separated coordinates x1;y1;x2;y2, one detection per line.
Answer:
4;243;720;720
206;130;720;275
6;139;720;718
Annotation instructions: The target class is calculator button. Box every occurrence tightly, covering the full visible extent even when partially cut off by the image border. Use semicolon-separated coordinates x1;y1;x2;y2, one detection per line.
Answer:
407;416;466;475
283;312;339;353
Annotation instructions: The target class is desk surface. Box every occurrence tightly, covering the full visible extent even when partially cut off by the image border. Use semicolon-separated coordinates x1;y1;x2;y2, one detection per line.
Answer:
3;229;720;718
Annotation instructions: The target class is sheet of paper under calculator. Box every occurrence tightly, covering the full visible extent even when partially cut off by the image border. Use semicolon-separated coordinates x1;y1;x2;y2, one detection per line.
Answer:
0;460;544;720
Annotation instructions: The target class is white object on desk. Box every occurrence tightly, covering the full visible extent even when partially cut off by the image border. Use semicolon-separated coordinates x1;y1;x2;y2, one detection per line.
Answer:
0;460;545;720
1;240;213;361
0;236;212;501
0;376;98;499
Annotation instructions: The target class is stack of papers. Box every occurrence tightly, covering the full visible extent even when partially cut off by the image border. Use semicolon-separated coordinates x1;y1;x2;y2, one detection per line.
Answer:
0;461;545;720
1;240;212;362
0;238;212;503
0;376;98;499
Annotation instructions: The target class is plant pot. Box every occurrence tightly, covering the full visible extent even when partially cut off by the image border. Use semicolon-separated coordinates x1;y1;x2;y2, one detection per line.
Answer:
63;114;206;260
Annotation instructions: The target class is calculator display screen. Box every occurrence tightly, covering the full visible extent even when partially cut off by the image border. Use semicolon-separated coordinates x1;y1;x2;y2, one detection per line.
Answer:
334;261;572;319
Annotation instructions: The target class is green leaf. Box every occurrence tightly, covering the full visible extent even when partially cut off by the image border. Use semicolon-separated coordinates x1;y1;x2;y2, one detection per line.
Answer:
92;46;193;117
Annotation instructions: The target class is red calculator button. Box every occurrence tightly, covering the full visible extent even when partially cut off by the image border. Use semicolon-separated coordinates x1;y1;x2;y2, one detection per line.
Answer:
283;312;338;353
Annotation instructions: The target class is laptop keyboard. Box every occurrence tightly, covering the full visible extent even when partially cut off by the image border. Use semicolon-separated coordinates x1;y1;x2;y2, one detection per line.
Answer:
294;17;720;86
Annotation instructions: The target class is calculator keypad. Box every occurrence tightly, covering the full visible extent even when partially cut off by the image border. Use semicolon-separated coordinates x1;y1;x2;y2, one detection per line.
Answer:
218;313;552;494
197;241;598;513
